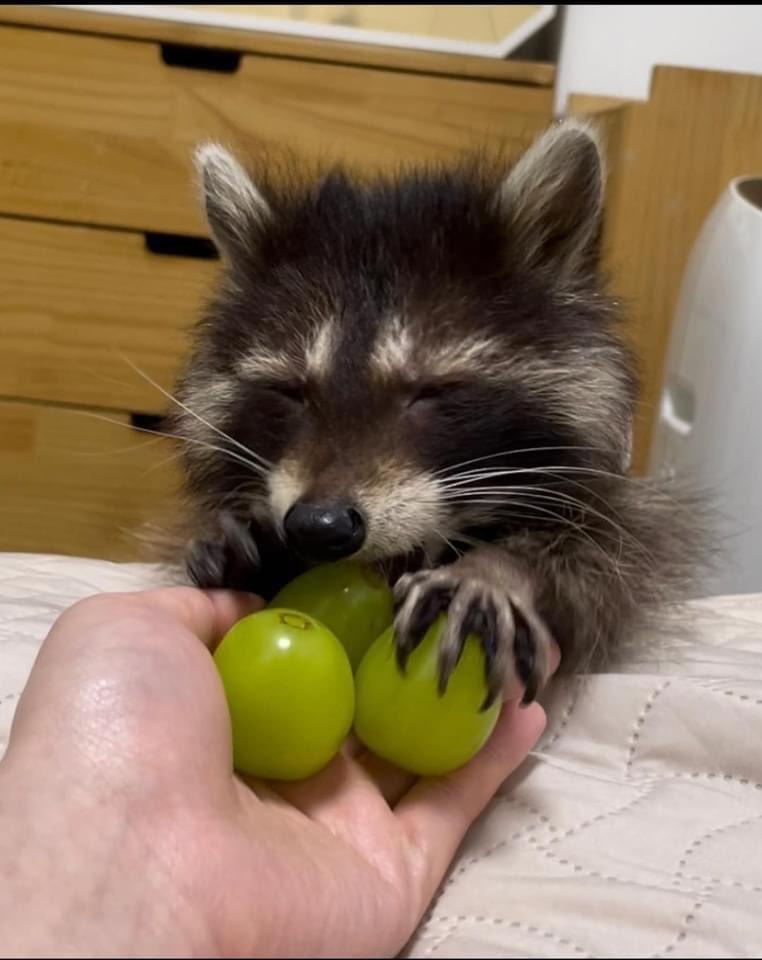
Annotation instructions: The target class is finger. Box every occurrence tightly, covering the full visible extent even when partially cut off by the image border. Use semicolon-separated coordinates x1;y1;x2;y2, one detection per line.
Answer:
45;587;264;661
340;731;365;759
235;773;304;816
289;732;415;808
272;749;396;837
355;750;417;807
7;589;262;767
125;587;264;650
396;699;546;903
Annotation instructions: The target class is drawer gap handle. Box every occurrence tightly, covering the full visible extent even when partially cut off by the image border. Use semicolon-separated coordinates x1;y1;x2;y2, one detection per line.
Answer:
144;233;219;260
160;42;241;74
130;412;167;434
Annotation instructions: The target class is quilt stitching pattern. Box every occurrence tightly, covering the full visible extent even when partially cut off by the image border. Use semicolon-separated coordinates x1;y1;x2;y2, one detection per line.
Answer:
1;555;762;956
421;915;593;957
649;879;716;958
539;675;585;752
625;680;672;774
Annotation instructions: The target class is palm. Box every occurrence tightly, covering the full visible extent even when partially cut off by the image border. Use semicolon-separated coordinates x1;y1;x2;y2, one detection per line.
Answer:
8;588;547;958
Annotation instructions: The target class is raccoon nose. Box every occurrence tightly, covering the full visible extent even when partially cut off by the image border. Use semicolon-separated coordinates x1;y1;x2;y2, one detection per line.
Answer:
284;501;366;562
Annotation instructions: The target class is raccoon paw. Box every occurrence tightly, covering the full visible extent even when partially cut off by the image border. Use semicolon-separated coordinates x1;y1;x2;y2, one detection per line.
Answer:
185;512;260;592
392;551;554;709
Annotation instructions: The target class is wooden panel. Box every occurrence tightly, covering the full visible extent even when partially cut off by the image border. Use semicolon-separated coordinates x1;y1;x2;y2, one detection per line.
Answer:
571;67;762;473
0;6;555;86
0;217;215;413
0;24;553;233
567;93;633;115
0;399;179;560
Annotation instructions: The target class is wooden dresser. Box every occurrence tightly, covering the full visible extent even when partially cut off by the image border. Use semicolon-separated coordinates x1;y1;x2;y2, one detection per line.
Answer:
0;6;554;560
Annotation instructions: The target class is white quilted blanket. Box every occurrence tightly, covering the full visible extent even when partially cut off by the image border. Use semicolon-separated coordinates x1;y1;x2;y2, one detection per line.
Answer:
2;553;762;957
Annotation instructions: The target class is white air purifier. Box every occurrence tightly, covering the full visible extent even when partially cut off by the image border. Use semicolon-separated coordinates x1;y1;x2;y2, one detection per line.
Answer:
649;176;762;596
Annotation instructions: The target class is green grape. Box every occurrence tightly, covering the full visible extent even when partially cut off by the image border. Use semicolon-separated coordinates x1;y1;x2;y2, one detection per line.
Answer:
270;562;394;671
214;608;354;780
354;615;500;776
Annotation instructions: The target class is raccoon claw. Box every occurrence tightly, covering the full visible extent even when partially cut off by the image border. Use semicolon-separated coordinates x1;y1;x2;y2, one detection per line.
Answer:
393;556;553;709
185;513;259;591
393;575;451;671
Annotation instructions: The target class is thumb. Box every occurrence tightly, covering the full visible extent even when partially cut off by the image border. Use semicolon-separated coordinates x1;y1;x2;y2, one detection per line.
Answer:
396;699;546;907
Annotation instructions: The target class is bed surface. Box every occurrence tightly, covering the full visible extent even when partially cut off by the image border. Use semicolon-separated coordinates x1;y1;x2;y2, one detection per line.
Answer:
2;552;762;957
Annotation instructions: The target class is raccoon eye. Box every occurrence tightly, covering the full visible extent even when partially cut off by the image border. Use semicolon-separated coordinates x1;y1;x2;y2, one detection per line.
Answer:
268;383;306;406
405;384;451;424
407;383;457;409
411;385;446;404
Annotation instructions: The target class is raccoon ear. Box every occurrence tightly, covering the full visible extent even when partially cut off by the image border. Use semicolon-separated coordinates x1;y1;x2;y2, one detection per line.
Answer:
193;143;270;261
499;119;604;278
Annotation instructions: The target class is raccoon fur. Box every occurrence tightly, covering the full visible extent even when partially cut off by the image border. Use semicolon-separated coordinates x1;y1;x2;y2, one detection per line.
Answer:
166;120;706;708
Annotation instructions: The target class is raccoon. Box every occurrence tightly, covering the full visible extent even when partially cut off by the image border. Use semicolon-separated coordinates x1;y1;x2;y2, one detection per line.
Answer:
167;120;705;708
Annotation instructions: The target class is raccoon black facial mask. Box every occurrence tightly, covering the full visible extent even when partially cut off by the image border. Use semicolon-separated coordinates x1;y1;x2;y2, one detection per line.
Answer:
167;121;706;705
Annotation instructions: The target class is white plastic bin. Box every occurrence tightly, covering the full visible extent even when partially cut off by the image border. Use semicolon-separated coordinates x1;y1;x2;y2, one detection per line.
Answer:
649;176;762;596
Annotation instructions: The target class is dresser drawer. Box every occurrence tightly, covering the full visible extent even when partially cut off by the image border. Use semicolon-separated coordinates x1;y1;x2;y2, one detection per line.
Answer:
0;399;179;560
0;216;215;413
0;24;552;234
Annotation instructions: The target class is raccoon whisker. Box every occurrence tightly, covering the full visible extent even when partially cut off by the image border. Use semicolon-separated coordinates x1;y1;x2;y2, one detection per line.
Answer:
457;509;599;549
469;496;632;582
73;410;269;479
139;448;187;478
119;354;273;472
433;445;606;479
433;529;463;559
435;470;622;519
449;494;581;529
215;490;261;510
435;458;647;568
443;483;613;521
439;466;671;549
457;519;637;604
482;468;633;525
439;465;619;486
449;532;492;550
426;487;617;549
434;445;607;478
443;484;652;564
437;466;577;490
444;484;630;554
66;435;167;458
214;476;270;507
440;464;656;488
437;464;611;498
437;465;643;534
490;497;620;566
519;468;638;521
146;428;269;480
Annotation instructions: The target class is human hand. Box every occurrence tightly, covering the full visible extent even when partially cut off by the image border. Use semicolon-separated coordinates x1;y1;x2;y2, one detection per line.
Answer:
0;587;551;958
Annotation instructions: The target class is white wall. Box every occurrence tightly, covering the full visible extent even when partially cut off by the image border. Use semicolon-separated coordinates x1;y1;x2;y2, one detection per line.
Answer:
555;5;762;113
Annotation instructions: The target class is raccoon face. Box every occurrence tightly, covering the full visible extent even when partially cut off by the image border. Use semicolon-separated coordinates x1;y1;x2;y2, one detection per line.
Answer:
171;123;637;568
